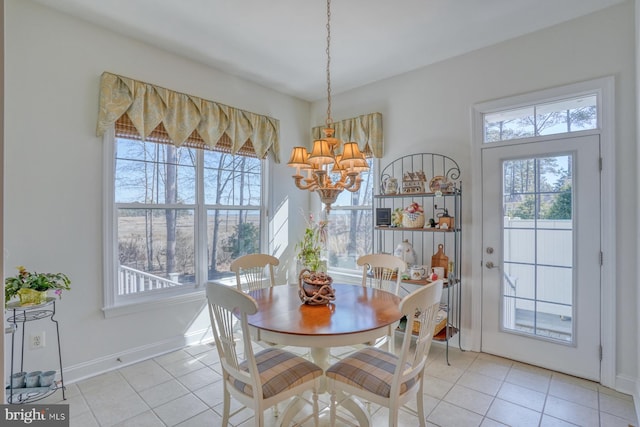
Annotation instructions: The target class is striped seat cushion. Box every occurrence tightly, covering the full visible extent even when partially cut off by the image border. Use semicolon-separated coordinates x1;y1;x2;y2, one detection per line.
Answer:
326;347;415;398
231;348;322;399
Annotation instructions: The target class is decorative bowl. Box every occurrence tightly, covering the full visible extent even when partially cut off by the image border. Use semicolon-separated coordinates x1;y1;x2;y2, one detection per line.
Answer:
298;269;335;305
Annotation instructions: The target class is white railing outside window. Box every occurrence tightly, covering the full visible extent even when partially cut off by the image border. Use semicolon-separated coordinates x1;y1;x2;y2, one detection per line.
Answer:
118;265;182;295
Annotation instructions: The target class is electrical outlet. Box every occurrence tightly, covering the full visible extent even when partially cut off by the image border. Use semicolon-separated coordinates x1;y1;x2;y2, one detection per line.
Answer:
30;332;45;349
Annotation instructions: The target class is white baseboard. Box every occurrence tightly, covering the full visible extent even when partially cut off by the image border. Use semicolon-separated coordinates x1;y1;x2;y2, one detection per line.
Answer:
460;331;480;353
62;328;213;384
613;374;639;426
615;374;638;396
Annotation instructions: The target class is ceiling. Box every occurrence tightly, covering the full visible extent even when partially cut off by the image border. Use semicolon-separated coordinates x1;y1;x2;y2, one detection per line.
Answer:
33;0;625;101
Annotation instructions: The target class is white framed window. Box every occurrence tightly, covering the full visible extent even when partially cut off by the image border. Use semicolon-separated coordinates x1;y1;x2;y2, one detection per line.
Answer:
483;94;598;143
103;119;266;314
326;158;375;276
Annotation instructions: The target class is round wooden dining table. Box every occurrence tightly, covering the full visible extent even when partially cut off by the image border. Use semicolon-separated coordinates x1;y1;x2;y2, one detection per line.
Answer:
246;282;402;368
245;282;403;426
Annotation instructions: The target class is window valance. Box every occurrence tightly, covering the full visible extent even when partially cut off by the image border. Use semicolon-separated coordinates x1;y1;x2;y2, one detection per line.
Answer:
311;112;383;158
96;72;281;162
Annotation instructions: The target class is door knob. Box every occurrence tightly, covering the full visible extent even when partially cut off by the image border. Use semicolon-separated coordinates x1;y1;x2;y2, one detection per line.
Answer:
485;261;497;269
486;247;494;254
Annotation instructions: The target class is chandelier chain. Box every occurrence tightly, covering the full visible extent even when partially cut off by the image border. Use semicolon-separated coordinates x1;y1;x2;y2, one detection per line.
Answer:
325;0;332;127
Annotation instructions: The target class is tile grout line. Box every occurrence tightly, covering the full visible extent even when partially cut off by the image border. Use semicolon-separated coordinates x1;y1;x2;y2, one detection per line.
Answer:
539;369;551;427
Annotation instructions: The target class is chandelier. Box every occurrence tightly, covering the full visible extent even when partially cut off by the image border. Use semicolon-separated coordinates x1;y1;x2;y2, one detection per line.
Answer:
287;0;369;213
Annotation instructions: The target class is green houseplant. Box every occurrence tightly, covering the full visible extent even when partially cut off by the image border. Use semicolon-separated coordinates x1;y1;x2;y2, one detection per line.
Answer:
295;213;335;306
5;266;71;306
296;213;327;272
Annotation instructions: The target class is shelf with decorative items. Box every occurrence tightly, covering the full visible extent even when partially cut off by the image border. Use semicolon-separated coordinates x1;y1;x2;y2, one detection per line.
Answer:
374;153;463;364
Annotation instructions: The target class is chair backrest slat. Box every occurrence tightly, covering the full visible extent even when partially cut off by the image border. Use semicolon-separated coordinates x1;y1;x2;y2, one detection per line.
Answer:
230;253;279;292
357;253;407;295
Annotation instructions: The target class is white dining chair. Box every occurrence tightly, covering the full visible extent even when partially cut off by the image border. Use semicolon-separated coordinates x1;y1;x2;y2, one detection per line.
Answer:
229;253;285;417
357;253;406;295
230;253;282;348
230;253;279;292
353;253;407;353
326;280;443;427
206;282;323;427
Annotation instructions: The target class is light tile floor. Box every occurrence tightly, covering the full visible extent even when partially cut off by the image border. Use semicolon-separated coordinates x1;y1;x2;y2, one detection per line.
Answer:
40;343;637;427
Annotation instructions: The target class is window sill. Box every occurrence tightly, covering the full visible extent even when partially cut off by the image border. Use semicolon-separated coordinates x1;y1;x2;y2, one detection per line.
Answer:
327;269;361;286
102;289;206;319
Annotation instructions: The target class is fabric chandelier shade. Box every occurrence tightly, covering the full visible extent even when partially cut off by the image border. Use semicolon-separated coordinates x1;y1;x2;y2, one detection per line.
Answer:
339;142;364;168
308;139;335;165
288;146;310;167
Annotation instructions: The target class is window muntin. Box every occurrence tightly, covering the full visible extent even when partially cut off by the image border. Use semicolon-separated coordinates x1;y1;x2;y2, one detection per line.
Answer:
484;95;597;143
112;137;263;303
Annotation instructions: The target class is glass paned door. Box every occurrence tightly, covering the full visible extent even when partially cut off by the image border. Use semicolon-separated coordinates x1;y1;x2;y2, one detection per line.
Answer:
481;134;601;381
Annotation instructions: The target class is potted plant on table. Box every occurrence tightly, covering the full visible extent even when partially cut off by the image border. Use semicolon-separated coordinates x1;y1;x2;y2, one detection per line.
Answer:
5;266;71;307
295;213;335;305
296;213;328;273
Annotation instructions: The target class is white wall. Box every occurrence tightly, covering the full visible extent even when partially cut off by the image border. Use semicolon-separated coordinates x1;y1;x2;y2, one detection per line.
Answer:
4;0;311;380
313;1;638;390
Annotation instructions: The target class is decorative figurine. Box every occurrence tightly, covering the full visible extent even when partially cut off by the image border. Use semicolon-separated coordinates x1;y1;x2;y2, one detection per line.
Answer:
394;239;417;266
381;174;399;195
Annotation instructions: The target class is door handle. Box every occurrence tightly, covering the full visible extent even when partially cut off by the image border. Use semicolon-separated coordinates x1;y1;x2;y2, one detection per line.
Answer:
485;261;500;270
